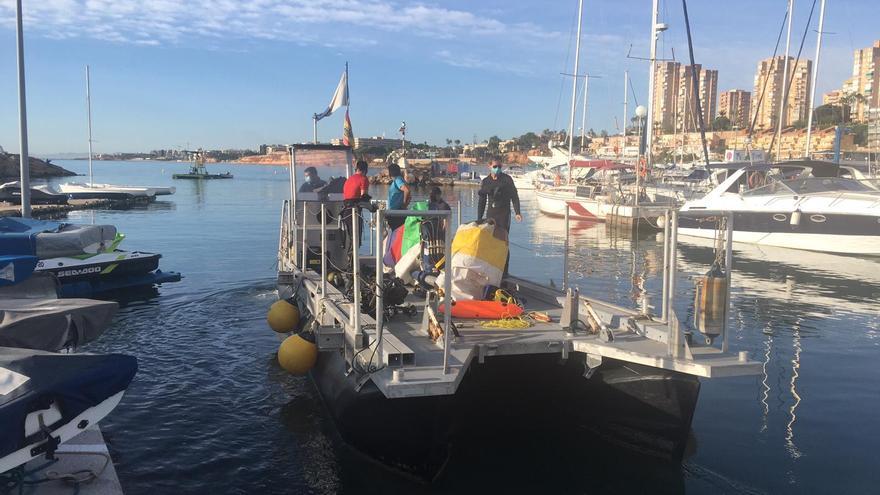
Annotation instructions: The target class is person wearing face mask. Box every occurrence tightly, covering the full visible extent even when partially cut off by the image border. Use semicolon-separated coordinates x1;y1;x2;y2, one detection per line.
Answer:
299;166;327;193
477;157;521;276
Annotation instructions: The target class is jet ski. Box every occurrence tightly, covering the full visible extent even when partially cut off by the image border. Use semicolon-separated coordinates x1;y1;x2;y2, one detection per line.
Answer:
0;346;137;474
0;217;180;297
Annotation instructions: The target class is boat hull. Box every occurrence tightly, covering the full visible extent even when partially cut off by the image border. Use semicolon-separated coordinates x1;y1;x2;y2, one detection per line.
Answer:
172;173;233;179
310;350;700;481
678;211;880;255
36;252;162;283
536;190;604;220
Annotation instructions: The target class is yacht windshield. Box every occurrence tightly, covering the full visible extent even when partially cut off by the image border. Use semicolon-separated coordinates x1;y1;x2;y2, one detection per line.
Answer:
743;176;876;196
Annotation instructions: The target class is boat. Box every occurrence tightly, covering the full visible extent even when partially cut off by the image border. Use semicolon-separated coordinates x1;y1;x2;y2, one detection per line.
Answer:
0;346;137;475
678;160;880;255
0;217;181;297
270;143;759;480
535;159;633;219
173;150;233;180
55;66;174;200
0;181;69;205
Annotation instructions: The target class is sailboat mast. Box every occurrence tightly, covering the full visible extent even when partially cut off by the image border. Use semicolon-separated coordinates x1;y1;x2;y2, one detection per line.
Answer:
566;0;584;183
644;0;661;169
15;0;31;217
86;65;94;187
804;0;826;158
580;76;589;150
623;70;629;157
775;0;795;161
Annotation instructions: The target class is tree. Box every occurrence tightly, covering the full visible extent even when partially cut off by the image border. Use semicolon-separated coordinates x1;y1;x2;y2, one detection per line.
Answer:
600;130;609;138
712;115;731;131
814;104;848;128
791;119;806;130
487;135;501;155
454;139;461;148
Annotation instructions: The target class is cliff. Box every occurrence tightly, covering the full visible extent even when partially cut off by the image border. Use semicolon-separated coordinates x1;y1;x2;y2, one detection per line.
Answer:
0;153;77;180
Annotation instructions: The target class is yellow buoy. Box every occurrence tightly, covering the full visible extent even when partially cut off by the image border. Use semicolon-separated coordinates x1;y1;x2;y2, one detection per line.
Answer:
267;300;300;333
277;334;317;375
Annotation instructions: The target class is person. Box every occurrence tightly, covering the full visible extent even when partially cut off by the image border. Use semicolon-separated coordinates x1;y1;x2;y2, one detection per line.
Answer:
299;166;327;193
341;160;371;250
477;158;522;275
426;186;451;239
386;163;410;231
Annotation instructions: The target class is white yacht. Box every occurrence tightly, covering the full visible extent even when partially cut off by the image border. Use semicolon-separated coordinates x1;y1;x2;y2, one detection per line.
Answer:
678;160;880;255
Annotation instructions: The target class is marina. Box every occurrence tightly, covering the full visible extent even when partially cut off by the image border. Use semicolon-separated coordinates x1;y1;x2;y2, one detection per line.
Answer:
2;0;880;493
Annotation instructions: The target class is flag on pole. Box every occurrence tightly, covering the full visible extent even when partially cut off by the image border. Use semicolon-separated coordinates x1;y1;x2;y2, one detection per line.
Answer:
342;109;354;147
314;69;349;122
398;121;406;137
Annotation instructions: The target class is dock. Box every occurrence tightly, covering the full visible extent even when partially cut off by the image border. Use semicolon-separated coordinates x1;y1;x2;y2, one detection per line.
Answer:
0;198;154;219
14;427;123;495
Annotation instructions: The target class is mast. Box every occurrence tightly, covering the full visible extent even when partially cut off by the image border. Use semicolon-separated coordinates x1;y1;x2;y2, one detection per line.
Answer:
15;0;31;217
804;0;826;158
775;0;795;161
580;75;589;151
566;0;584;183
86;65;94;186
623;70;629;159
644;0;662;169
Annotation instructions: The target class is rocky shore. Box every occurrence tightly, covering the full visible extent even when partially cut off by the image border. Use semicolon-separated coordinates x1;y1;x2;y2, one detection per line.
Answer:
0;153;77;181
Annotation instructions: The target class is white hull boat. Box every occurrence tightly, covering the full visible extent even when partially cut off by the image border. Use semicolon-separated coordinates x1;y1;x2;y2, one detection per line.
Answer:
678;161;880;255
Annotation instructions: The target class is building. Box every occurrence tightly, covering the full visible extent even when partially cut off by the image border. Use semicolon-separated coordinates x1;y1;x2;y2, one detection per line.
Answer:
676;65;718;132
868;107;880;150
330;136;403;150
719;89;752;129
651;62;718;134
652;61;680;133
823;90;843;106
842;41;880;123
751;56;812;130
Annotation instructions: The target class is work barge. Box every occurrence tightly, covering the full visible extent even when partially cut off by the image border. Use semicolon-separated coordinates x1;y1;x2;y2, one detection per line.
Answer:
274;144;761;480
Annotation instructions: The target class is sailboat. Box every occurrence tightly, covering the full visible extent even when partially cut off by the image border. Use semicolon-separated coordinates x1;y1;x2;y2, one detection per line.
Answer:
57;66;175;199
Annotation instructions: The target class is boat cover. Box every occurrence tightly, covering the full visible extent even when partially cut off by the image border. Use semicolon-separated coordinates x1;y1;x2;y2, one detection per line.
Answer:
0;298;118;352
0;217;117;258
0;347;137;460
0;255;38;287
436;221;508;300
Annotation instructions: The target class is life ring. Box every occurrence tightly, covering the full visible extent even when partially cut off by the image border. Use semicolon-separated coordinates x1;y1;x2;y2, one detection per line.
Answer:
554;174;562;186
748;171;765;189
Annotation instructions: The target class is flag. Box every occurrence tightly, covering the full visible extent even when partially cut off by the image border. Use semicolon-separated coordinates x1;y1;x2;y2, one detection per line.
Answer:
398;121;406;137
314;69;348;122
342;109;354;147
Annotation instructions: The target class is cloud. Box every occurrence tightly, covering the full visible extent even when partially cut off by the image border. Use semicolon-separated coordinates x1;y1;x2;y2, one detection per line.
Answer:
0;0;563;50
435;49;536;77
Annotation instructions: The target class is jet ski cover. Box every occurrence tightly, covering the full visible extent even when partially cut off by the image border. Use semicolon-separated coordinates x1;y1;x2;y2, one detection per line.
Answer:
0;298;118;352
0;217;117;258
0;347;137;461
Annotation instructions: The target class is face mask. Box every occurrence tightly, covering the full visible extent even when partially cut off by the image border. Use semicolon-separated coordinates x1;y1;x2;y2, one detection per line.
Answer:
492;166;502;175
305;176;312;183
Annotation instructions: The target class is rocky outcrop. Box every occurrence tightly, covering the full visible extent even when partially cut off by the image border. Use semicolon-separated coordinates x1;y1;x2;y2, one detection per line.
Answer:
0;153;77;180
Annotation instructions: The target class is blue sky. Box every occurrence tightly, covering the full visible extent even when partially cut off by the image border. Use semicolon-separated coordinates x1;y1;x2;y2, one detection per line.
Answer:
0;0;877;155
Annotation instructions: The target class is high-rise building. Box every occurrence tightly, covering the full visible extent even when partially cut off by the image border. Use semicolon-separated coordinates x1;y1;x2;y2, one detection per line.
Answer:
651;62;718;134
719;89;752;129
842;41;880;122
652;61;680;133
751;56;812;130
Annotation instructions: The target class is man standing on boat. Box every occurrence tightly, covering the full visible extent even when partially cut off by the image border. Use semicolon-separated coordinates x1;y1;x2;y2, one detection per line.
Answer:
477;157;522;275
299;167;327;193
342;160;371;250
386;163;410;231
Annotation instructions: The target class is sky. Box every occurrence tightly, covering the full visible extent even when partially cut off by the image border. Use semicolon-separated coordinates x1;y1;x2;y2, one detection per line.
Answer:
0;0;877;155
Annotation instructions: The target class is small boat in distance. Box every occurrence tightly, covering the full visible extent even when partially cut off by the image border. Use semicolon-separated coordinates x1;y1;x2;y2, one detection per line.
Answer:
173;150;233;180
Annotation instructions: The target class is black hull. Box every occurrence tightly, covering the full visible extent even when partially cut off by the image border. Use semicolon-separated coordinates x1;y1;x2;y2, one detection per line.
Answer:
172;173;233;179
310;351;700;481
0;190;69;205
37;253;162;283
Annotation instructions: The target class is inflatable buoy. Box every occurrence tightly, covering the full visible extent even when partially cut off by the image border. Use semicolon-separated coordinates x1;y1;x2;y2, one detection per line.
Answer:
267;300;300;333
439;300;524;319
277;333;317;375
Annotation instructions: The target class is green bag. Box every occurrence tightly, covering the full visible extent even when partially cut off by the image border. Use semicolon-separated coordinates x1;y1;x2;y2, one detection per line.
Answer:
401;200;428;255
